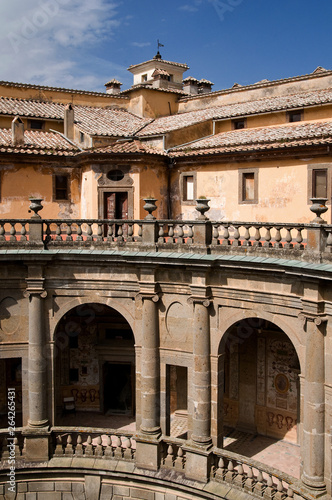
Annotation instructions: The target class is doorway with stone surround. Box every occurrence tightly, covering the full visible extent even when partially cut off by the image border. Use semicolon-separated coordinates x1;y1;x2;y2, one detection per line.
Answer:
53;303;135;426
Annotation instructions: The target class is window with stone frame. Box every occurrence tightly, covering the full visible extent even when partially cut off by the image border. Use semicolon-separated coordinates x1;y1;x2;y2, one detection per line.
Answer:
239;168;258;204
53;174;70;201
312;169;327;198
181;173;196;203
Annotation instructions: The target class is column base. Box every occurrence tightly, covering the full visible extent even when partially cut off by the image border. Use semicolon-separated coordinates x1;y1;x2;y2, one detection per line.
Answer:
183;440;213;482
135;427;162;471
23;426;51;462
301;473;326;497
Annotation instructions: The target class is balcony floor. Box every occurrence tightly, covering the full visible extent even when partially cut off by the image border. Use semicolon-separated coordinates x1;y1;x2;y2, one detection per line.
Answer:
55;411;300;479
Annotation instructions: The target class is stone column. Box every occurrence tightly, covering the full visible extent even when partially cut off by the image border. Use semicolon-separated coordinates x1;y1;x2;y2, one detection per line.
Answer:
23;274;50;461
135;291;161;470
185;295;212;481
300;313;326;493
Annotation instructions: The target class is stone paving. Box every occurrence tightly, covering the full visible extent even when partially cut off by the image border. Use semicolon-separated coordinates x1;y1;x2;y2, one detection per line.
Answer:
57;412;300;478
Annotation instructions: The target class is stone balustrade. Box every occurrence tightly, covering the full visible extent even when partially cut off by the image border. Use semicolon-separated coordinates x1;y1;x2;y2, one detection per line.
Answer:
0;218;332;259
0;429;315;500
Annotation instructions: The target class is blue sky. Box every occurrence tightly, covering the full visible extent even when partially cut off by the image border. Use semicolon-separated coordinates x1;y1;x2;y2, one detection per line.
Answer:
0;0;331;93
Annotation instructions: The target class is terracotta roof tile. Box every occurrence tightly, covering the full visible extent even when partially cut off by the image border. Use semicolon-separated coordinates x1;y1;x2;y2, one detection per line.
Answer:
89;139;166;155
0;129;78;155
136;88;332;137
0;80;126;98
169;121;332;156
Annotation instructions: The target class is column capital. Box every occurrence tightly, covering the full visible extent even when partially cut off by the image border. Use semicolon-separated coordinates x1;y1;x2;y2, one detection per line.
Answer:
136;292;160;303
188;296;211;308
298;312;328;327
24;278;47;298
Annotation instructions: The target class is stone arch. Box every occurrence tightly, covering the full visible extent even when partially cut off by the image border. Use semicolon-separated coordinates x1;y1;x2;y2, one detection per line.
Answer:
51;296;136;343
215;308;303;372
214;312;302;452
52;300;136;425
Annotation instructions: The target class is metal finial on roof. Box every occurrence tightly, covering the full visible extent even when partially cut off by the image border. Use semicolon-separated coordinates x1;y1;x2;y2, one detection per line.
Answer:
154;39;164;60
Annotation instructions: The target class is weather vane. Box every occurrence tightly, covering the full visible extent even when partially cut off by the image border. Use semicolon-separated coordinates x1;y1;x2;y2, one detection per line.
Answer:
157;39;164;52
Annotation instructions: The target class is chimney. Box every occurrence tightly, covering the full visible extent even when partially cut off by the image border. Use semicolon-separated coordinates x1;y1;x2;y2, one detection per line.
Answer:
152;69;170;89
198;79;214;94
64;104;74;141
182;76;199;95
105;79;122;95
11;116;24;146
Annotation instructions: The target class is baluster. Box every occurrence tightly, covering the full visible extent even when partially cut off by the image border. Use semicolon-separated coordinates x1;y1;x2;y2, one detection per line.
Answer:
222;225;230;246
20;223;27;242
127;223;134;242
242;225;252;247
174;446;185;470
286;487;294;499
0;222;5;242
187;224;194;244
244;465;255;492
76;222;83;242
113;435;123;459
130;437;136;458
86;222;93;242
232;225;241;247
225;459;235;482
168;224;174;243
104;435;113;458
94;435;103;457
295;227;304;250
254;469;266;496
65;434;74;455
75;435;84;456
274;478;286;500
325;230;332;253
253;226;262;247
10;222;16;242
177;224;184;244
54;435;64;456
165;444;174;467
234;461;245;487
211;223;219;245
84;435;94;456
13;437;21;457
263;474;274;499
263;226;272;247
117;224;124;243
66;223;73;242
284;227;293;249
96;222;103;243
215;456;226;481
274;226;282;248
107;222;114;242
44;222;51;245
158;223;165;244
122;436;132;460
55;222;62;241
137;223;143;242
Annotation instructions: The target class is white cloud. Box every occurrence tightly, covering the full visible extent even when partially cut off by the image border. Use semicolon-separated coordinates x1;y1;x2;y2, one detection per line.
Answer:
0;0;123;90
131;42;151;48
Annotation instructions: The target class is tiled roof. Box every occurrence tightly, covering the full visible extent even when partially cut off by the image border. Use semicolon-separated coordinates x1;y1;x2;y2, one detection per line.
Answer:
89;139;166;155
0;97;64;119
0;80;126;98
128;59;189;70
0;129;78;156
0;97;150;137
136;88;332;136
74;106;151;137
169;121;332;156
120;85;186;95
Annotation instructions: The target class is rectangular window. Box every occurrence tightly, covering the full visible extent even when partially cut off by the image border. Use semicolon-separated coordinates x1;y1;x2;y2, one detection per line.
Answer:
29;120;44;130
54;174;69;201
232;118;246;130
312;169;327;198
288;110;302;123
183;175;194;201
243;172;255;200
141;74;148;82
239;169;258;204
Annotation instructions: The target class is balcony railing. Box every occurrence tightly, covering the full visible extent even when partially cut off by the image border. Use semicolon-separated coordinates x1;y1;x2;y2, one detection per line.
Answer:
0;217;331;260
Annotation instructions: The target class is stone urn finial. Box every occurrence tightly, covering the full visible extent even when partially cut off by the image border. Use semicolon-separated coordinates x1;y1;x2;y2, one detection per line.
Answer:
143;198;158;220
29;198;43;218
195;197;210;220
309;198;328;224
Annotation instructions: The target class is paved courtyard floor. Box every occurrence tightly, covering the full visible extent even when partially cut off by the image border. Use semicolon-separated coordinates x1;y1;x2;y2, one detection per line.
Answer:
56;411;300;479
